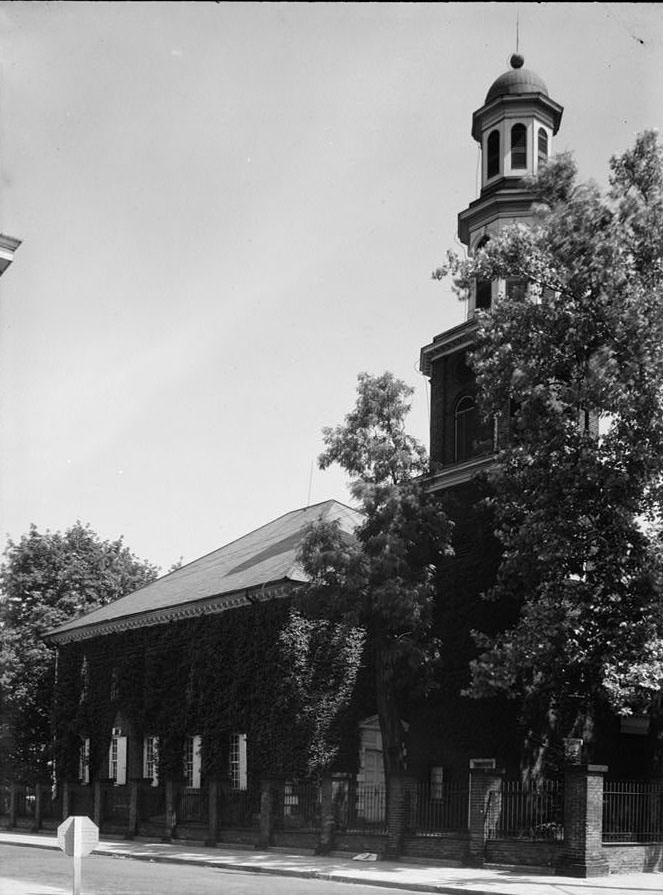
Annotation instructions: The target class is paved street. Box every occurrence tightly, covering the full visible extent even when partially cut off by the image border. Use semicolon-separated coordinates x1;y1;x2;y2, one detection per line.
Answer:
1;844;429;895
1;831;662;895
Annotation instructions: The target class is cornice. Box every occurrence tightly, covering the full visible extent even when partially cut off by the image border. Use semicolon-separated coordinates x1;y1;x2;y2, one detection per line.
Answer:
471;93;564;142
425;455;496;492
45;580;300;645
458;190;536;246
420;319;478;375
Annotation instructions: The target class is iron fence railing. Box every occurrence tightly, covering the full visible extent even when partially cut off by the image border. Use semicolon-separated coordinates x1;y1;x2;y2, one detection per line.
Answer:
487;779;564;841
14;786;36;818
40;790;62;820
68;784;94;818
139;784;166;821
280;779;321;829
176;787;208;824
410;782;469;835
603;780;663;843
102;784;130;824
220;787;260;828
333;781;387;834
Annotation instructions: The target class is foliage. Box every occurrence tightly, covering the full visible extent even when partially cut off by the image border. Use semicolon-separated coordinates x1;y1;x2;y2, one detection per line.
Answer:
0;522;158;782
279;609;365;775
435;132;663;753
298;372;453;775
53;600;373;786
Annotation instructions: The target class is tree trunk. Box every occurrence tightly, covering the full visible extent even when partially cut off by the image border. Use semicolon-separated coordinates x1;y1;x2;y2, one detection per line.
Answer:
374;641;406;777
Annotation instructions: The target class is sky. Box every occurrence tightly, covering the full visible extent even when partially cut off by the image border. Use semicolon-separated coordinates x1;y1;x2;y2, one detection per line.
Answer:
0;2;661;573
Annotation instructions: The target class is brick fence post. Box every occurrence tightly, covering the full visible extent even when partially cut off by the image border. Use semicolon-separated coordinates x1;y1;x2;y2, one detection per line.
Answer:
385;773;417;858
257;777;283;849
467;764;505;866
317;775;335;855
61;781;70;821
162;780;177;842
557;764;609;877
126;780;138;839
32;783;42;833
206;779;219;846
8;783;17;829
93;780;102;828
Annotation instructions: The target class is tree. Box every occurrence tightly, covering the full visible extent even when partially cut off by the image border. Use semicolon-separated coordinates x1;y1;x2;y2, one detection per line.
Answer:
436;131;663;762
297;372;452;780
0;522;159;782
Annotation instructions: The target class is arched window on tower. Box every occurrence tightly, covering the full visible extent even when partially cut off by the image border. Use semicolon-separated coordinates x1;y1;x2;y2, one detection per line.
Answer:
538;128;548;168
475;236;492;310
455;396;477;462
511;123;527;170
486;129;500;179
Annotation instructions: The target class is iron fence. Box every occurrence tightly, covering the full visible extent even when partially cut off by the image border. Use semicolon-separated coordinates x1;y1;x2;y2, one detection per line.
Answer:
13;785;36;818
280;779;321;829
139;784;166;821
67;784;94;818
102;784;130;824
333;781;387;833
176;788;208;824
220;787;260;828
40;789;62;820
0;785;9;815
410;782;469;835
603;780;663;843
486;779;564;841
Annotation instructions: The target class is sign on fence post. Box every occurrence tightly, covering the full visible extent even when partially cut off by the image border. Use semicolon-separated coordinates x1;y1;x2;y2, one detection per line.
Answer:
57;815;99;895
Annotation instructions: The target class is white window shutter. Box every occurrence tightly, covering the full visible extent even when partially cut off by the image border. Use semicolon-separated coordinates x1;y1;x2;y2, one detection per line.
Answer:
191;734;202;789
116;736;127;785
238;733;247;791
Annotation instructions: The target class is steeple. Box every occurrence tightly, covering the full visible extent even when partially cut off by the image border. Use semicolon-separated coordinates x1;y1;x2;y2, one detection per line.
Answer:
419;56;564;487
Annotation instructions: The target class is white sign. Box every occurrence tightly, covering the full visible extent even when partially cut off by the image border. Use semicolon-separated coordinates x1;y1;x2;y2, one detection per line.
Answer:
57;815;99;857
57;816;99;895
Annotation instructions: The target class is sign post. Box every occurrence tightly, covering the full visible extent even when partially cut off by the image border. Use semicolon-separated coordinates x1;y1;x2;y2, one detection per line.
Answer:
57;815;99;895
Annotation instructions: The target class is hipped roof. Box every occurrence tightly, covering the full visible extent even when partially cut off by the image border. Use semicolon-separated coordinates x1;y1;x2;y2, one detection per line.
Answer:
45;499;361;644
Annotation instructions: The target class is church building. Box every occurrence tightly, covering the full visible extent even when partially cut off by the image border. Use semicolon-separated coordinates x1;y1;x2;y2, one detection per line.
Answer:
37;55;660;867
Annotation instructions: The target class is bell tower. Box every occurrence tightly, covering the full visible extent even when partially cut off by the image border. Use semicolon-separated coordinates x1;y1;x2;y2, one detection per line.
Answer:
420;55;563;489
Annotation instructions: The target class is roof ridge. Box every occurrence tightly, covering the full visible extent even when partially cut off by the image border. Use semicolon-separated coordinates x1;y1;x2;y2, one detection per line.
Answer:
147;498;357;584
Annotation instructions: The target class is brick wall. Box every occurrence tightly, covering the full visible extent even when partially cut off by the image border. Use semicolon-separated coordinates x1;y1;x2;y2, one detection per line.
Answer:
603;845;663;873
486;839;562;869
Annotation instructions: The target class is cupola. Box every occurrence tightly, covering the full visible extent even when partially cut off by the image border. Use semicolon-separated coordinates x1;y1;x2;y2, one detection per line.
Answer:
458;54;564;250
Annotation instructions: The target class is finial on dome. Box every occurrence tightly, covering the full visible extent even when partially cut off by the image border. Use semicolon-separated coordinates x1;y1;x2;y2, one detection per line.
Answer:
510;53;525;69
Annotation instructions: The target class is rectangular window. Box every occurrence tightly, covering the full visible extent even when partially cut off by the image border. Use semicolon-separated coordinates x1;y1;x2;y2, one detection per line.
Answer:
108;734;127;785
143;736;159;786
184;735;201;789
79;737;90;785
229;733;248;791
430;766;444;800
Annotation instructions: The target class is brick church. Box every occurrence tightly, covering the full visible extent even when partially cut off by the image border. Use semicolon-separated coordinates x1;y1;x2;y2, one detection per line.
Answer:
40;54;659;863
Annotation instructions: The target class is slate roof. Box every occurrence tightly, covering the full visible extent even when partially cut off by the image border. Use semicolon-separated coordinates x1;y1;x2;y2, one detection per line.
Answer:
46;499;362;644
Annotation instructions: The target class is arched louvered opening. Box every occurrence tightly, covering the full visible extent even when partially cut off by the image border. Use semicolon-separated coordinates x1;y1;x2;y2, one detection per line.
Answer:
511;123;527;170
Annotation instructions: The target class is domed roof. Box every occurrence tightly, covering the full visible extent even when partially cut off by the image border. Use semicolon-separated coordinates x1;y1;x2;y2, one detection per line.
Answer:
485;54;549;104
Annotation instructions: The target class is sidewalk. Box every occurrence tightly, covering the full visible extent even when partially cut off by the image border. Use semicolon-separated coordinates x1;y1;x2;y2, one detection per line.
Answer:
0;829;661;895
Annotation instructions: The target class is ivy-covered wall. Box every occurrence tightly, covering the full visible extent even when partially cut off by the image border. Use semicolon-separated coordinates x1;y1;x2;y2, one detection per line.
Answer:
405;480;525;780
53;599;372;787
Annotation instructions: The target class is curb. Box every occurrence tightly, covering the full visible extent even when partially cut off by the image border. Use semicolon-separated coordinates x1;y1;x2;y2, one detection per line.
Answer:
0;836;505;895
